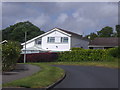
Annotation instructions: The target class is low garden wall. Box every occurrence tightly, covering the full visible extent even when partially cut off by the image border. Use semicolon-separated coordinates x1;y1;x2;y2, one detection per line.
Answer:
18;52;58;62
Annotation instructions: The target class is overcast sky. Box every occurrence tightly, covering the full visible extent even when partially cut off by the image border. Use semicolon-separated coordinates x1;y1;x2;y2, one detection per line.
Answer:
2;2;118;35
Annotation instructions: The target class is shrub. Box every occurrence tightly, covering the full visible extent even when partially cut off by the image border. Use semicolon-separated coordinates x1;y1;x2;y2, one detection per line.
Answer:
2;41;21;71
71;47;83;51
57;49;113;62
108;46;120;58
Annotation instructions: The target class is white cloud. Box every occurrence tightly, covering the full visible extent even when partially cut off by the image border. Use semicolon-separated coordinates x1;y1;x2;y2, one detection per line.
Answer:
32;13;50;27
14;13;50;28
56;13;68;24
2;2;118;35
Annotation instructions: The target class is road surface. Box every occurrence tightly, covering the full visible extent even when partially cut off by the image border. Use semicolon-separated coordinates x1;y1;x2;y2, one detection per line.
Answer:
53;65;118;88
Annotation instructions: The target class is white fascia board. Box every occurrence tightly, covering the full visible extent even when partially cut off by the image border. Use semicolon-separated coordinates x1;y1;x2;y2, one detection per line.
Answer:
54;28;71;36
21;28;71;45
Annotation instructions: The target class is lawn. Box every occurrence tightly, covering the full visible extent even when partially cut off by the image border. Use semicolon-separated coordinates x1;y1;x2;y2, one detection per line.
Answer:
48;58;119;68
3;63;65;88
48;61;119;68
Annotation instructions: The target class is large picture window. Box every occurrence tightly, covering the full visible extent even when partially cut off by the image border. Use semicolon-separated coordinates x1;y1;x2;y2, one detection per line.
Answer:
61;37;68;43
47;37;55;43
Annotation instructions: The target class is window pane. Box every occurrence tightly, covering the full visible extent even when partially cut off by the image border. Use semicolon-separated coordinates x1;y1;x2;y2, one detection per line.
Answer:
48;37;55;43
61;37;68;43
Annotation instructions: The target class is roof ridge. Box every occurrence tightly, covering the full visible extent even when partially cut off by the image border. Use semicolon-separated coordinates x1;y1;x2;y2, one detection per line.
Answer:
56;27;82;37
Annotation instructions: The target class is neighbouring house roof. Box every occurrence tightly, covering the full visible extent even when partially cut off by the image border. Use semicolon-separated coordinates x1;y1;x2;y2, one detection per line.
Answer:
21;27;83;45
0;40;7;44
89;37;120;47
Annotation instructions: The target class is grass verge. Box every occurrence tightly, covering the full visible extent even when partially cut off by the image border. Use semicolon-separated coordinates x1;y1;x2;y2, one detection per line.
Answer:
3;63;65;88
47;58;119;69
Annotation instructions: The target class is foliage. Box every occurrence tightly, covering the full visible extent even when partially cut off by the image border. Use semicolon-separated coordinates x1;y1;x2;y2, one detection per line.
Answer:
116;25;120;37
2;21;45;43
97;26;113;37
71;47;83;51
57;49;114;62
2;41;21;71
85;32;98;40
108;46;120;58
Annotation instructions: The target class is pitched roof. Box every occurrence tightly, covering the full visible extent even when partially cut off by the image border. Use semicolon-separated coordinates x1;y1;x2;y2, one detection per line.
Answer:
21;27;83;45
56;28;82;37
89;37;120;46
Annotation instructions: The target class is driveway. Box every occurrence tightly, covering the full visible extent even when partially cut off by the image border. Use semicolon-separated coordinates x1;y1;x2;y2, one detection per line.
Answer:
53;65;118;88
2;64;40;84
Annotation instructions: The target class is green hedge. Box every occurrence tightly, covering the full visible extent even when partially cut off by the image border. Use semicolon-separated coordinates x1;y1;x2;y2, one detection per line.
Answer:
2;41;21;71
108;46;120;58
58;49;114;62
71;47;83;51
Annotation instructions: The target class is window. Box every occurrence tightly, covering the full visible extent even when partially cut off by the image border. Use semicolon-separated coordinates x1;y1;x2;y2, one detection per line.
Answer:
35;38;42;45
61;37;68;43
47;37;55;43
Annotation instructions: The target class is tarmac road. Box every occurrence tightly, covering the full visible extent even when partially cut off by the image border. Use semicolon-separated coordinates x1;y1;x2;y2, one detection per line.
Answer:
53;65;118;88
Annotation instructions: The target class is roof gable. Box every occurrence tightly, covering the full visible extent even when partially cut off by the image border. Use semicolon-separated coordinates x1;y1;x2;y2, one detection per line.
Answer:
21;27;86;45
21;28;72;45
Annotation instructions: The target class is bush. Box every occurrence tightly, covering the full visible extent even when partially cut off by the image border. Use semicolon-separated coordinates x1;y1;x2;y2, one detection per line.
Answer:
57;49;113;62
71;47;83;51
108;46;120;58
2;41;21;71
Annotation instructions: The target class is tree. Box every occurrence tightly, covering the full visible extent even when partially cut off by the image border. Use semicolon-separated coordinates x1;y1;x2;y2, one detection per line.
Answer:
84;32;98;40
116;25;120;37
2;41;21;71
2;21;45;43
97;26;113;37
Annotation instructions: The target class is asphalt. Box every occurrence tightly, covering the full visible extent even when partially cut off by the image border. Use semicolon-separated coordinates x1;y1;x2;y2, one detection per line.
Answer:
2;64;40;84
53;65;118;88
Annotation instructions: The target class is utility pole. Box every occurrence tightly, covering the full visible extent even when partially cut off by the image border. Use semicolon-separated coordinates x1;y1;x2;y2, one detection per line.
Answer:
24;31;27;63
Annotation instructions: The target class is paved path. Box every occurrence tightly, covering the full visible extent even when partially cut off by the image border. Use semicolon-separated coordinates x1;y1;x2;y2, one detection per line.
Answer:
53;65;118;88
2;64;40;84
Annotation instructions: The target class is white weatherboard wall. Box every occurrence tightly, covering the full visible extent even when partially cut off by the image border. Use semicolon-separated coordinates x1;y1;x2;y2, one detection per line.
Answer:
42;30;71;51
23;40;35;49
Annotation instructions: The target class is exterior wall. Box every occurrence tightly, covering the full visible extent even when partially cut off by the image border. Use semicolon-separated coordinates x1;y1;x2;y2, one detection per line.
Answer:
71;35;89;49
42;30;71;51
23;40;35;49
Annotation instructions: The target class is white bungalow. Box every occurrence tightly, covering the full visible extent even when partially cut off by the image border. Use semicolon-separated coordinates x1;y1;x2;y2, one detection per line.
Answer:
21;28;89;54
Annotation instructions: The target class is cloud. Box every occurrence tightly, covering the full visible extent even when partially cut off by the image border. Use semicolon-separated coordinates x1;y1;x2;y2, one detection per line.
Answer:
56;13;68;24
15;13;50;28
2;2;118;35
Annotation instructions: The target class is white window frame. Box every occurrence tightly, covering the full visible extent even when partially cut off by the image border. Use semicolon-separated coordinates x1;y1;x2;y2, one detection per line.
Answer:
61;37;68;43
47;37;55;43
